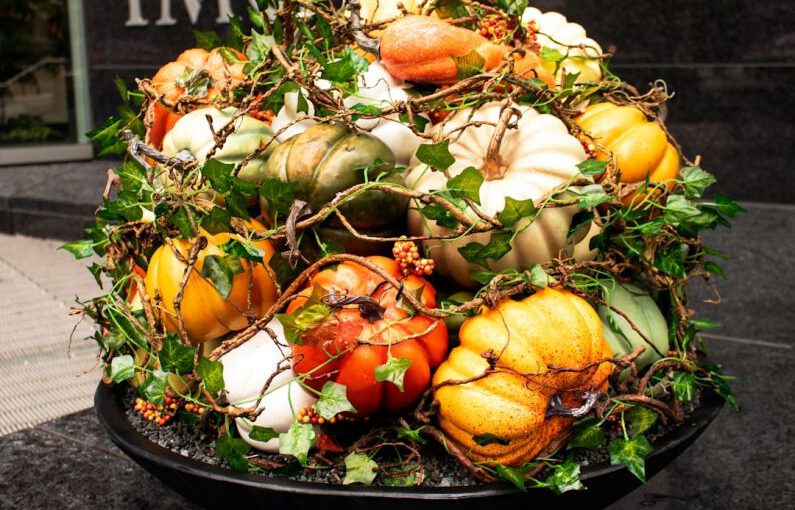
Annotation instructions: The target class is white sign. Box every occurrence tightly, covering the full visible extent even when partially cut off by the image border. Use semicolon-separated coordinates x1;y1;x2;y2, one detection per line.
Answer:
125;0;260;27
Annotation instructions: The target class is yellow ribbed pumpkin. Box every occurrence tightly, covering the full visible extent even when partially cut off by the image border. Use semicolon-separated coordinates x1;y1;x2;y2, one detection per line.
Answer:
433;288;613;466
576;103;680;187
145;223;278;344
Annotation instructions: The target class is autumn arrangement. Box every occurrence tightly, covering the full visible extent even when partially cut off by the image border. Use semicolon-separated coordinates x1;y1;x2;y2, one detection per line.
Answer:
68;0;741;493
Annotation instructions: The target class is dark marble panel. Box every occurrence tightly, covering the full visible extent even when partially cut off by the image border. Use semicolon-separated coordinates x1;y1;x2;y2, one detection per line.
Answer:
610;338;795;509
9;209;94;240
532;0;794;64
90;69;157;127
9;160;109;216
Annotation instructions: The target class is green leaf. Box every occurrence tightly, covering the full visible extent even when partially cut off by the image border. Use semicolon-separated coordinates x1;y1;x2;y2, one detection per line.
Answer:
224;190;250;220
315;381;357;419
446;167;483;204
392;425;428;445
541;458;584;494
452;49;485;79
220;239;264;262
654;243;688;278
664;195;701;227
472;433;510;446
627;407;658;437
569;420;605;450
672;371;696;402
60;239;95;259
609;434;653;482
415;140;455;170
637;217;665;236
110;355;135;383
140;370;168;406
343;452;378;485
494;464;532;492
87;116;127;156
216;433;250;472
398;113;429;133
714;193;745;218
278;422;316;466
577;184;611;208
576;159;608;177
169;207;194;238
458;230;513;267
497;0;529;16
249;426;279;442
375;356;412;392
202;159;235;193
247;30;276;61
260;178;299;216
292;303;331;331
200;254;244;299
197;357;225;395
540;46;566;63
680;166;716;199
201;207;232;234
497;197;536;227
527;264;557;289
159;334;196;375
703;261;726;279
691;317;721;330
419;203;459;229
194;30;221;50
321;47;368;83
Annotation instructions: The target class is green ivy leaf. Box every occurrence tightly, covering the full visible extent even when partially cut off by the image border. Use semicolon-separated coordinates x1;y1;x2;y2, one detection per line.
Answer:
576;159;608;177
220;239;264;262
375;356;412;392
458;230;513;267
194;30;222;50
420;203;459;229
169;206;194;238
315;381;357;419
249;425;279;442
321;47;368;83
569;420;605;450
672;371;696;402
494;464;533;492
110;355;135;383
398;113;429;133
202;159;235;193
472;433;510;446
391;425;428;445
452;49;485;79
260;178;299;216
415;140;455;170
577;184;611;208
714;193;745;218
140;369;168;406
691;317;721;330
497;0;529;16
446;167;483;204
527;264;557;289
497;197;536;227
224;190;250;220
627;407;658;437
664;195;702;227
201;207;232;234
654;243;688;278
609;435;653;482
279;422;316;466
201;254;244;299
60;239;95;259
196;357;225;395
680;166;716;199
541;458;584;494
703;261;726;279
159;334;196;375
343;452;378;485
540;46;566;63
216;433;250;472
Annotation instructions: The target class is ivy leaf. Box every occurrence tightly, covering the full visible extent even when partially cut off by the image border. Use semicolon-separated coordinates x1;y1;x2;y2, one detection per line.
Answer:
664;195;701;227
278;422;316;466
703;261;726;279
398;113;429;133
220;239;264;262
169;207;194;238
260;178;299;216
452;49;485;79
202;159;235;193
420;203;459;229
343;452;378;485
458;230;513;267
140;370;168;406
672;371;696;402
194;30;221;50
321;47;368;83
637;217;665;236
315;381;357;419
541;458;584;494
680;166;716;199
576;159;608;177
224;190;250;220
494;464;533;492
87;116;126;156
60;239;95;259
540;47;567;63
201;254;244;299
110;355;135;383
577;184;611;208
392;425;427;445
527;264;557;289
249;426;279;443
627;407;658;437
201;207;232;234
472;433;510;446
691;317;721;330
159;334;196;375
446;167;483;204
569;420;605;450
497;0;529;16
216;433;250;472
609;435;653;482
497;197;536;227
415;140;455;170
654;243;688;278
247;30;276;61
375;356;412;392
196;357;225;395
714;193;745;218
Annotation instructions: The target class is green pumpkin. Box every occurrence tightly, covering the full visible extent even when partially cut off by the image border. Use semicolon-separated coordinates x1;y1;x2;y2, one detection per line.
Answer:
260;123;406;230
598;283;669;379
161;107;278;205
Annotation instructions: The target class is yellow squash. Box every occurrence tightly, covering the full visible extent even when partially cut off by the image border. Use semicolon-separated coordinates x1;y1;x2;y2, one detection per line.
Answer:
145;225;277;344
433;288;613;466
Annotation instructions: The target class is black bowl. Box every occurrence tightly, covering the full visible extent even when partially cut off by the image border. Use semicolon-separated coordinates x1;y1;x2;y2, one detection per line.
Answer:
95;383;723;510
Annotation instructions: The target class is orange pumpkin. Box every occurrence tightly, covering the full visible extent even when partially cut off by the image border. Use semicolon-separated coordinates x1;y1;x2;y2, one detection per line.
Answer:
147;48;247;148
433;288;613;465
380;16;554;86
288;256;448;416
144;221;277;344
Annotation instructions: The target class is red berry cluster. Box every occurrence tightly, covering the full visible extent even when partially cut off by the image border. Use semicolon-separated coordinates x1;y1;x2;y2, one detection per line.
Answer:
478;16;516;41
524;20;541;52
392;238;435;277
134;395;178;426
297;406;354;425
250;108;274;124
578;136;598;159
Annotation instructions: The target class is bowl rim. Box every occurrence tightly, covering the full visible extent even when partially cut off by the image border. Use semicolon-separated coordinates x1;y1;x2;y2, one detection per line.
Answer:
95;381;723;500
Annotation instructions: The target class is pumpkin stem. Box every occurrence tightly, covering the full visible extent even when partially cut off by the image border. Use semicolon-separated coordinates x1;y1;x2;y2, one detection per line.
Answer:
545;391;603;419
480;100;515;181
348;0;380;57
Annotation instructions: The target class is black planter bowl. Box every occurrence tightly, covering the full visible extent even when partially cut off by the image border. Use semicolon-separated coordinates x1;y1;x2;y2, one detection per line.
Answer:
95;383;723;510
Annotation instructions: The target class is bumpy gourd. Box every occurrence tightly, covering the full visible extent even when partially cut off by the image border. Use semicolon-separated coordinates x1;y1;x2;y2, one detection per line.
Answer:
406;101;599;287
521;7;603;84
221;320;317;452
161;107;278;204
433;288;614;465
144;223;278;344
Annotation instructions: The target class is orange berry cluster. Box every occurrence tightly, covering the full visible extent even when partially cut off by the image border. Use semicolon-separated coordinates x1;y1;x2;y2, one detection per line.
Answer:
297;406;354;425
251;108;274;124
392;238;435;277
579;136;598;159
524;20;542;52
183;402;207;416
134;395;177;426
478;16;516;41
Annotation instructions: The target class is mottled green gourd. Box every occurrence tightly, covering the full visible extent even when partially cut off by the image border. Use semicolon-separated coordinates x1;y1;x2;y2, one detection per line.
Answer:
598;283;669;379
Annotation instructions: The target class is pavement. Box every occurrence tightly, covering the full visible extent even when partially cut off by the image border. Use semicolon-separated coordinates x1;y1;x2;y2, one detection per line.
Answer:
0;202;792;509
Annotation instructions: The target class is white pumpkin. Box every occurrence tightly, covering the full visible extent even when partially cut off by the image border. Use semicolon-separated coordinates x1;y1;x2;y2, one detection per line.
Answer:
359;0;421;25
521;7;603;85
271;62;425;166
406;102;599;287
220;319;317;453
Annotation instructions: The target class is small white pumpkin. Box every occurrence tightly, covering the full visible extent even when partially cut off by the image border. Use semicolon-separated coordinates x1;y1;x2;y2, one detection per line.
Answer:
271;62;425;166
220;319;317;452
359;0;421;25
521;7;603;85
406;102;598;287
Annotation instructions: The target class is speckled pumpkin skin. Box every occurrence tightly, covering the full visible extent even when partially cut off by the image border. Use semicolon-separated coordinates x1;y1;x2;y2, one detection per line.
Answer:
433;288;613;466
